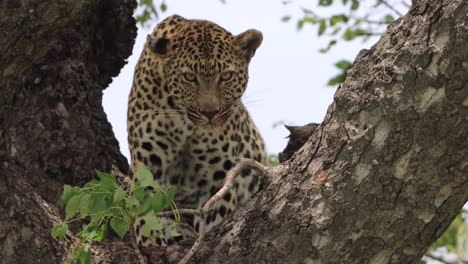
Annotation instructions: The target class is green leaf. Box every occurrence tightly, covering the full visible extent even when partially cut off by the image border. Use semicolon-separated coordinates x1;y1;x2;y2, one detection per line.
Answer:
160;3;167;12
83;180;98;189
330;14;348;26
79;193;92;216
341;0;349;4
134;188;145;202
303;16;318;24
80;222;108;243
113;187;126;203
281;15;291;22
384;14;395;24
354;18;365;26
166;187;176;207
75;246;91;264
331;27;342;36
135;166;154;187
65;195;81;219
94;223;108;242
319;40;337;53
51;223;68;239
343;28;354;40
96;170;115;183
141;213;159;237
319;0;333;6
136;196;153;216
342;28;368;41
151;192;165;213
96;170;116;191
351;0;359;10
327;73;346;86
89;194;108;214
110;217;129;238
335;60;353;70
59;185;79;207
79;225;97;241
318;19;327;36
297;19;304;30
126;196;140;209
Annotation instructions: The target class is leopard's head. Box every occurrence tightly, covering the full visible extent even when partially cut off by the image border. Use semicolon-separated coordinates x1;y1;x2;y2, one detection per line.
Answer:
147;15;262;126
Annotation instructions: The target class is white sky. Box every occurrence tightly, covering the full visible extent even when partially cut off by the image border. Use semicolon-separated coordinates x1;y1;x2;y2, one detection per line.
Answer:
103;0;383;159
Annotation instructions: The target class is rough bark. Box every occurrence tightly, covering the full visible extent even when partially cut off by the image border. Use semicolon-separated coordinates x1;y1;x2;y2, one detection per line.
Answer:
0;0;466;263
0;1;135;263
192;0;468;263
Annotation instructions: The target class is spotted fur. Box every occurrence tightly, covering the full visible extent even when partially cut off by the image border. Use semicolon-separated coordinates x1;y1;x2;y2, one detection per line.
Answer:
127;15;266;246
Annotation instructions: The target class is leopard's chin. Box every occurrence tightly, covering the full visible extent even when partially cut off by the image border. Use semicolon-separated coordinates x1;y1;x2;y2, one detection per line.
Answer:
189;118;224;128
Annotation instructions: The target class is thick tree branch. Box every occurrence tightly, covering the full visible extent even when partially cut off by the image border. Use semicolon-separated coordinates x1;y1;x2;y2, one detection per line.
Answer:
191;0;468;263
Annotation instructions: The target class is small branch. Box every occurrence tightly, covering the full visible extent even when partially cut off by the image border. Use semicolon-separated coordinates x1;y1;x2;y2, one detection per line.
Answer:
379;0;403;16
177;158;268;264
424;253;451;264
362;32;386;36
401;1;411;8
157;209;201;218
177;222;198;237
365;19;390;25
202;158;268;212
177;222;205;264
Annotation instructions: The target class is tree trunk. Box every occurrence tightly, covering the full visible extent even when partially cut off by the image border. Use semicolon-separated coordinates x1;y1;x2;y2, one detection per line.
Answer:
0;0;466;264
0;0;135;263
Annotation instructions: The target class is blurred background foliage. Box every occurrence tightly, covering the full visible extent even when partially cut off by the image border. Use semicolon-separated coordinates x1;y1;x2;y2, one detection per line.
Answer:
134;1;468;263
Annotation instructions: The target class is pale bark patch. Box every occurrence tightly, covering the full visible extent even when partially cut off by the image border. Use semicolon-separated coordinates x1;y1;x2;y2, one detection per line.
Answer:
418;86;446;113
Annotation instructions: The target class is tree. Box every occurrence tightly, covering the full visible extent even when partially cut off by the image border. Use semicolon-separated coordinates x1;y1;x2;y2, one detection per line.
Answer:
0;1;134;262
282;0;411;86
0;0;466;263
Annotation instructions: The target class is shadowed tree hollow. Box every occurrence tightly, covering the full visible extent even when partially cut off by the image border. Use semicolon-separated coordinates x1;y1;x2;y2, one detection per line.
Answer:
0;0;466;263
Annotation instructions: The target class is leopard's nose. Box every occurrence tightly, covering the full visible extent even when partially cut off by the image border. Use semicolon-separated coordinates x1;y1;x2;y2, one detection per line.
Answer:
201;110;219;120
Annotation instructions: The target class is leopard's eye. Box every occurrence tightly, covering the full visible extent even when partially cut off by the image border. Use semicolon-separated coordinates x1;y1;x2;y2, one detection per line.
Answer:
220;71;234;82
182;72;197;82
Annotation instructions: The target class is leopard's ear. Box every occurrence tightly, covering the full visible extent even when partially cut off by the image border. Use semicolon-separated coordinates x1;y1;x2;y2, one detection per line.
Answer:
147;35;171;55
233;29;263;61
147;15;187;56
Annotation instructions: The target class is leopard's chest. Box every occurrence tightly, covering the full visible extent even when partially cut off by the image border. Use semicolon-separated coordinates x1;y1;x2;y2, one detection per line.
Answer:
168;124;243;202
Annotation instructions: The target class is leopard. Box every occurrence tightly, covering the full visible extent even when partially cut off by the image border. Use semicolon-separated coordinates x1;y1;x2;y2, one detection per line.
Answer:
127;14;267;246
